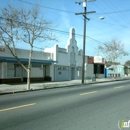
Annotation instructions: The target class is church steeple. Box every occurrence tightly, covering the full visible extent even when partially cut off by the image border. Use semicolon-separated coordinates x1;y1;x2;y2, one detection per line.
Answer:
70;28;75;39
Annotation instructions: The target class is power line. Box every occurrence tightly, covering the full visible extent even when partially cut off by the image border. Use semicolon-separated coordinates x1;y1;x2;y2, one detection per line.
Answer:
102;0;130;26
93;2;126;28
0;16;104;45
18;0;75;14
18;0;130;16
90;18;129;28
93;9;130;15
17;0;130;29
49;27;104;44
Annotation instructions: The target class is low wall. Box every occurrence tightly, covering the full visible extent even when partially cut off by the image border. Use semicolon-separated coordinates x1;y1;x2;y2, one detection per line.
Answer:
0;78;21;84
23;76;51;82
0;77;52;84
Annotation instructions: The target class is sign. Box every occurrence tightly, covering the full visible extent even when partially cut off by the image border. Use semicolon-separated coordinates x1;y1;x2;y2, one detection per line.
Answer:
118;119;130;129
94;56;102;63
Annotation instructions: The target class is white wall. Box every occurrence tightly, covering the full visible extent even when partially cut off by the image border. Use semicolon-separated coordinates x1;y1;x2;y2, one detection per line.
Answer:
0;47;51;60
75;67;82;79
57;52;69;66
52;28;83;81
1;62;7;78
50;64;54;81
86;64;94;77
31;65;43;77
86;64;105;78
56;28;82;67
44;44;58;61
54;66;69;81
76;54;82;66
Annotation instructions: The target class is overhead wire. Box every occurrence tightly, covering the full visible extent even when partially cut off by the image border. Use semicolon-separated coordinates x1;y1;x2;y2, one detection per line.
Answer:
93;9;130;15
0;15;105;48
18;0;130;29
18;0;130;16
16;0;118;45
93;2;126;28
102;0;130;26
17;0;130;29
18;0;75;14
3;0;130;49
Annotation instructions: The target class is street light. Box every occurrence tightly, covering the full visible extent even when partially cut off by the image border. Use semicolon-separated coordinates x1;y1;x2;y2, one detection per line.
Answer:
98;16;105;20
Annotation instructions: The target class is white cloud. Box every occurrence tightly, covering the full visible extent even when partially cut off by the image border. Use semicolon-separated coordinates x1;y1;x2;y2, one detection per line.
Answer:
59;7;71;29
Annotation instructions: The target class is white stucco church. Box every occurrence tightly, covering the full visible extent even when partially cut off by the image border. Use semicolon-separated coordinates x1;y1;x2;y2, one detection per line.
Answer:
0;28;106;84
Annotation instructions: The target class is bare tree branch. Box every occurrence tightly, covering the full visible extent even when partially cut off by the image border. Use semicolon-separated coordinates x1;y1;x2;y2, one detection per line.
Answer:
96;39;129;78
0;4;57;90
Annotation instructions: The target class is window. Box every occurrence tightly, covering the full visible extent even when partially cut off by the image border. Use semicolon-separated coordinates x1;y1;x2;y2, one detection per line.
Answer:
63;67;67;70
100;65;104;74
94;64;104;74
58;67;62;70
32;64;41;68
118;67;121;72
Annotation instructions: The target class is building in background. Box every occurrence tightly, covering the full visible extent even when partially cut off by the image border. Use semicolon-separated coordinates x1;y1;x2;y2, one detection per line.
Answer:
44;28;83;81
105;65;125;78
0;28;106;84
0;47;57;83
85;56;106;78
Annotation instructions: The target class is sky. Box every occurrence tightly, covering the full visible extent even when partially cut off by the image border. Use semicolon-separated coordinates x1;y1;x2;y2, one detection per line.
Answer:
0;0;130;64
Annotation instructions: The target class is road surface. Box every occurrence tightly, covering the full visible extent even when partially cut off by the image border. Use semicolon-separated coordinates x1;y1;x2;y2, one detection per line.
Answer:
0;80;130;130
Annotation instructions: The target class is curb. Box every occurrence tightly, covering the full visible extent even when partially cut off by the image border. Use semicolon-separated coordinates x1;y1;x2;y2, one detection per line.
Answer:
0;78;129;95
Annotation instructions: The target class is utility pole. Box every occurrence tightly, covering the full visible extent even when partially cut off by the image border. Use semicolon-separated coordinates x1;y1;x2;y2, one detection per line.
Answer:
82;1;87;84
75;0;96;84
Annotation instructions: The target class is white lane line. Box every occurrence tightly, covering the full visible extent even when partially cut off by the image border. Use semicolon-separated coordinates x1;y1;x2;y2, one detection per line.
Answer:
80;91;97;96
114;86;124;89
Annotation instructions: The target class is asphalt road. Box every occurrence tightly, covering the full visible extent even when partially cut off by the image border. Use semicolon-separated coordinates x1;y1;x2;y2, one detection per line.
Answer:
0;80;130;130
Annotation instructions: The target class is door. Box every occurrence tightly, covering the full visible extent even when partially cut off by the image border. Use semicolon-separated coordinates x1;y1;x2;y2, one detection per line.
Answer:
71;67;75;80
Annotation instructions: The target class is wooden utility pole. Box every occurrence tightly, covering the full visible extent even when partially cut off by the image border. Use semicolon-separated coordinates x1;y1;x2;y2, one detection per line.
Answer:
75;0;96;84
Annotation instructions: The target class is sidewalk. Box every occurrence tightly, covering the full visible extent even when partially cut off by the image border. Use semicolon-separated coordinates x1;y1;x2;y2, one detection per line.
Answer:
0;77;130;95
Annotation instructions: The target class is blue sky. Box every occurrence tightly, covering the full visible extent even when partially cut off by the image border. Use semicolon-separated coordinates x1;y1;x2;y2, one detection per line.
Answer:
0;0;130;64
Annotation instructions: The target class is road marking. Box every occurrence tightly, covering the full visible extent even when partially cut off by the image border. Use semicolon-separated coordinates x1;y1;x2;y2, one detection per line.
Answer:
114;86;124;89
0;103;36;112
80;91;97;96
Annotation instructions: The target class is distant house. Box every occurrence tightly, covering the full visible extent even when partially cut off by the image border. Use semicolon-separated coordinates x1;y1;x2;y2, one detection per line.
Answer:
105;65;125;78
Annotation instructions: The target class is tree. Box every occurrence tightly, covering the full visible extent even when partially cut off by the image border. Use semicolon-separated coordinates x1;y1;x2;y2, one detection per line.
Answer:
96;39;128;77
124;65;128;75
0;5;56;90
125;60;130;66
124;60;130;75
106;61;120;68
